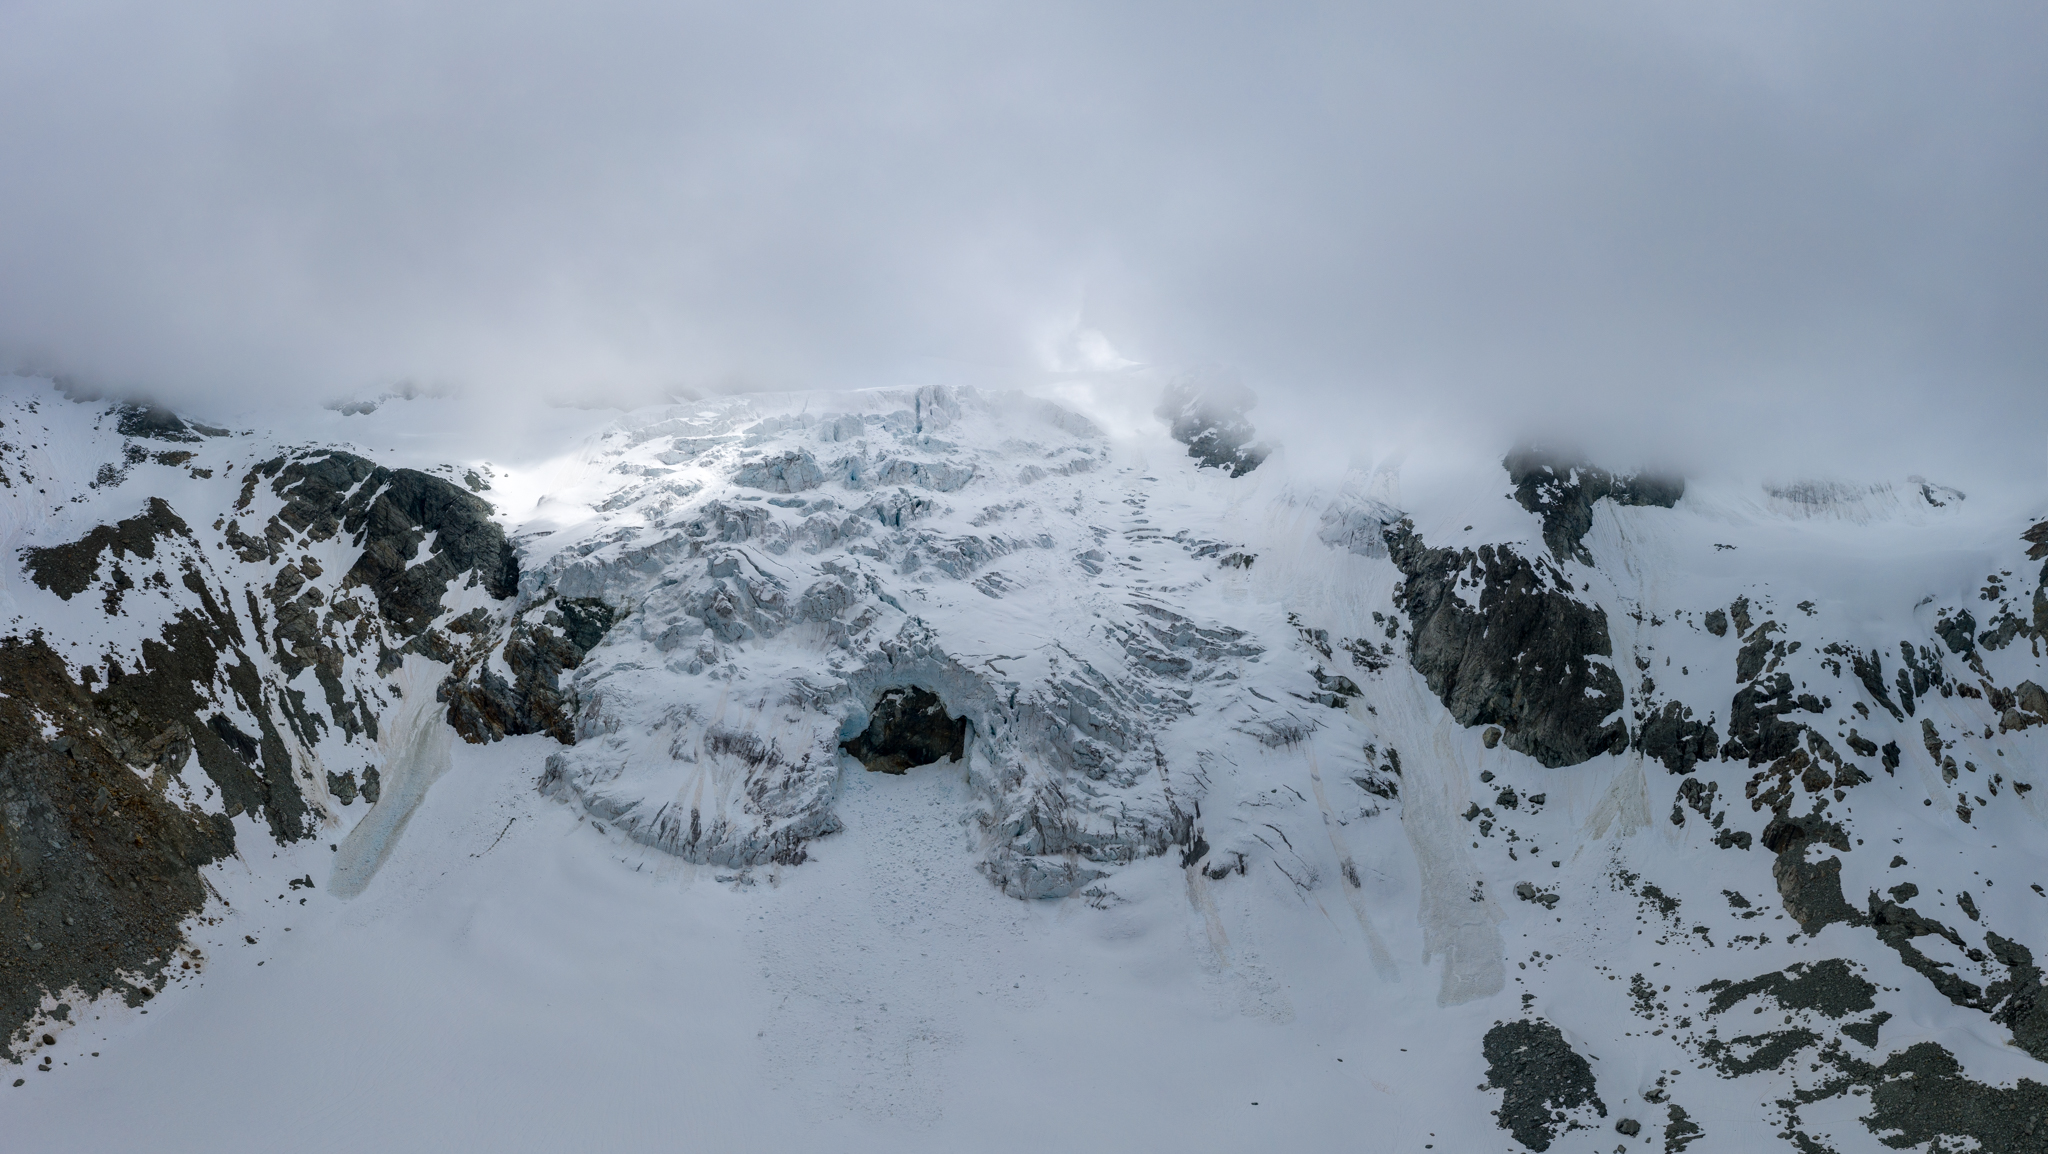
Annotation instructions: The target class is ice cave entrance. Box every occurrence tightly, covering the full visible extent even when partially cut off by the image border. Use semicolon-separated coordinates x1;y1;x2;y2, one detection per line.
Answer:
840;687;969;774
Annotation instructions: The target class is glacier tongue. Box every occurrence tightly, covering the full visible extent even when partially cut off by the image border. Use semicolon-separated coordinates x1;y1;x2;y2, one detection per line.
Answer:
509;384;1394;899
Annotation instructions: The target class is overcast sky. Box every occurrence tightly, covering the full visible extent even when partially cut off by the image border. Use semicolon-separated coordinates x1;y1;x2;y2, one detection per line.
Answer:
2;1;2043;483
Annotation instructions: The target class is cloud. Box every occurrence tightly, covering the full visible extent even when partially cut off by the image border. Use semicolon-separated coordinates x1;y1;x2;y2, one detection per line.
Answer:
1;1;2043;486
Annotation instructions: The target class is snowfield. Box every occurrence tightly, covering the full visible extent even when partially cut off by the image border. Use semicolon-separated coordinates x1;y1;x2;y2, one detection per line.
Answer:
4;374;2047;1153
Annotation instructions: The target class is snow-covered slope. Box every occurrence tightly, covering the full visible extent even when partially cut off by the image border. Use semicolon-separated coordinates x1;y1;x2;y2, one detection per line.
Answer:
4;375;2046;1153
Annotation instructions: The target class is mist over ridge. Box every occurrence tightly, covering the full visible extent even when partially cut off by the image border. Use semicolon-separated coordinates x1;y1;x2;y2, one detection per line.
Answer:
1;0;2043;496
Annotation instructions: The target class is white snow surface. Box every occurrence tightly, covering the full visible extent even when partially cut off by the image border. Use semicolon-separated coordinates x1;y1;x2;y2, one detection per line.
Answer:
5;374;2048;1153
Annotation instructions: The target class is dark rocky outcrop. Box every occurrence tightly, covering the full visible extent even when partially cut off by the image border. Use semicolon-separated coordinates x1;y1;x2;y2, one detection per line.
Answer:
253;452;518;633
1986;933;2048;1063
1865;891;1984;1009
1663;1104;1703;1152
1673;957;2048;1149
841;687;969;773
1856;892;2048;1064
1724;673;1823;767
1503;447;1683;564
1847;647;1905;721
1802;1043;2048;1153
1691;963;1883;1084
1762;812;1862;934
0;634;237;1054
1670;777;1718;827
113;403;210;442
1935;608;1977;657
1701;1026;1823;1077
1894;641;1948;710
1699;959;1877;1020
22;511;311;843
1156;376;1267;478
1482;1019;1606;1151
326;769;360;805
443;598;618;744
22;497;191;602
1386;523;1626;767
1978;609;2038;652
1734;622;1781;684
1;414;543;1057
1635;700;1718;774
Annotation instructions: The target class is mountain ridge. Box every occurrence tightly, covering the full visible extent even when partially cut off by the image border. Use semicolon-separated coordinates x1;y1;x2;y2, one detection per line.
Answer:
4;376;2046;1152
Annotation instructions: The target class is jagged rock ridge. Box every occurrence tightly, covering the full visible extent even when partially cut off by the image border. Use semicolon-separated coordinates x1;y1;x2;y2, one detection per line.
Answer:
1;397;525;1051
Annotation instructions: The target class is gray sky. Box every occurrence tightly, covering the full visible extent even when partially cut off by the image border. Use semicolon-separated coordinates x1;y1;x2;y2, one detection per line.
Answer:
3;1;2043;485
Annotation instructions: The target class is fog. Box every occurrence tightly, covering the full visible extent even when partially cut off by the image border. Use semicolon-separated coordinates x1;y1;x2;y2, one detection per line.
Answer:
2;1;2043;489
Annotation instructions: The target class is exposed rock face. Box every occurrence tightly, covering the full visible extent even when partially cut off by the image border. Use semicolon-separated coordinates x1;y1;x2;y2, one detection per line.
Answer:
22;497;192;602
1935;607;1977;656
253;451;519;633
1663;1105;1704;1152
1845;1045;2048;1154
1385;522;1627;767
2019;680;2048;720
23;497;312;842
1155;376;1267;477
443;597;618;744
1986;933;2048;1063
238;451;524;747
1504;447;1683;564
113;403;212;442
1635;700;1719;774
0;635;237;1053
1725;672;1824;768
1699;959;1877;1020
840;686;968;772
1482;1019;1606;1151
1857;891;2048;1063
2;410;530;1052
1762;812;1861;934
1670;954;2048;1150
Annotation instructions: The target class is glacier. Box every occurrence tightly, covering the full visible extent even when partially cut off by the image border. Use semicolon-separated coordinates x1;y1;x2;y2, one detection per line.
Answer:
3;374;2047;1153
